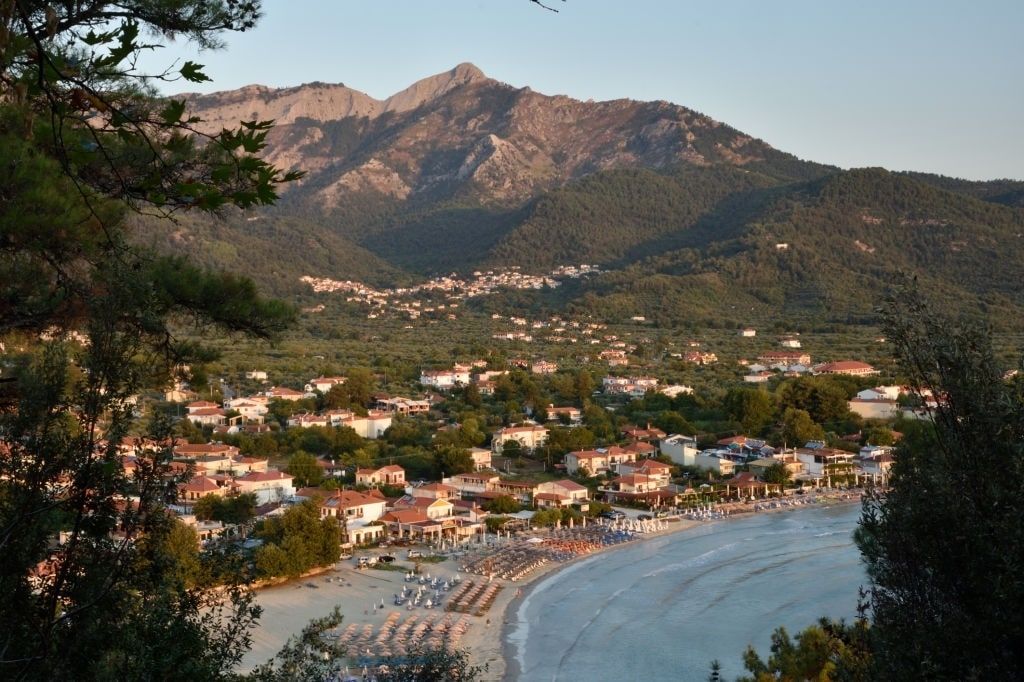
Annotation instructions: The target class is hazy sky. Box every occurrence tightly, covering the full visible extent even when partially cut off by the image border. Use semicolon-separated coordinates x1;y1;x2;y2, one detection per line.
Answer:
151;0;1023;181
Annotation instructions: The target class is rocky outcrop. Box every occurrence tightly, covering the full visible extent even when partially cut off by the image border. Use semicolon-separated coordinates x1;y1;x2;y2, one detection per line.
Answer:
184;63;780;208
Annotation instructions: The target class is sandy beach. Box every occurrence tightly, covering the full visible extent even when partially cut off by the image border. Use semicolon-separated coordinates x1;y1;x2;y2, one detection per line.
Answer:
240;493;862;679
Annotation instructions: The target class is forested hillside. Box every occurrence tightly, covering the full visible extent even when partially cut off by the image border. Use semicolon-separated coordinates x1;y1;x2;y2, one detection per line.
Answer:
131;69;1024;332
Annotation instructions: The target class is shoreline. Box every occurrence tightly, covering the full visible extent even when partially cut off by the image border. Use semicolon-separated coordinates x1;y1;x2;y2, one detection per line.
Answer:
240;492;863;678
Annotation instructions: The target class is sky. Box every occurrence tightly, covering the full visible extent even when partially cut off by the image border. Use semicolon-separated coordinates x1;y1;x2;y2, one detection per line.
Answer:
149;1;1024;181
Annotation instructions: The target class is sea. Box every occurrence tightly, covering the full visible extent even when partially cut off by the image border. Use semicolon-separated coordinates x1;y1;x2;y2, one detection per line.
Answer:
506;503;864;681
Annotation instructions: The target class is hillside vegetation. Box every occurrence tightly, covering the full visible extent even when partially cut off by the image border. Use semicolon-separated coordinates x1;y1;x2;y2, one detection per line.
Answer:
130;67;1024;332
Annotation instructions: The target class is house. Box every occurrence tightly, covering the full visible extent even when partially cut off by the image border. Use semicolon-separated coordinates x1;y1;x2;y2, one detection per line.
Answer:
747;454;804;479
374;396;431;415
682;351;718;365
344;410;393;439
544;405;582;425
306;376;347;394
266;386;307;401
814;361;878;377
602;472;678;507
315;488;386;521
245;370;268;382
531;360;559;374
419;368;470;390
381;508;481;544
621;424;666;443
563;446;639;477
225;397;269;423
720;471;780;499
186;400;219;413
185;404;227;426
392;494;455;520
480;479;537;506
739;328;757;337
211;424;241;437
660;434;699;467
602;376;659;396
177;475;229;502
794;444;856;477
618;458;673;485
468;447;493;470
355;464;406;488
232;470;295;505
856;446;894;483
758;351;812;367
409;482;460;502
693;452;735;475
532;479;590;509
172;442;241;473
491;424;549;454
301;488;388;545
287;412;329;428
443;472;500;497
660;384;695;398
848;397;899;420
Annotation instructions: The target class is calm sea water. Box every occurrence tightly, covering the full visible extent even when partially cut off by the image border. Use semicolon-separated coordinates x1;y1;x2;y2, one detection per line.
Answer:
506;504;864;681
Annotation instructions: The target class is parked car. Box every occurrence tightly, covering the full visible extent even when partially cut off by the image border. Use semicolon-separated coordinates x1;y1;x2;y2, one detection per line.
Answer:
637;513;653;521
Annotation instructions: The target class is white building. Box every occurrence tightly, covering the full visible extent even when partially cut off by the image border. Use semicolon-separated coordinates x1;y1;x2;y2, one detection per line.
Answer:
660;434;699;467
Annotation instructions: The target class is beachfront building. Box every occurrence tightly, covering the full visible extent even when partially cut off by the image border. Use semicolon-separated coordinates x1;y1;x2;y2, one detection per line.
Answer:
794;443;856;477
381;508;482;543
855;445;895;485
311;488;387;545
618;458;673;485
719;471;781;500
747;453;804;480
533;480;590;510
392;494;455;520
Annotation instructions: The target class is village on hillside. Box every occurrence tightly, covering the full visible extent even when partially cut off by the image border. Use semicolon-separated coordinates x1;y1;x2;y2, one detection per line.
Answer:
130;342;913;557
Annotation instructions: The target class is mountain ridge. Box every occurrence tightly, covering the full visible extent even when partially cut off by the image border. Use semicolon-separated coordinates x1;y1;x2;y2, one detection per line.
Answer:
138;64;1024;330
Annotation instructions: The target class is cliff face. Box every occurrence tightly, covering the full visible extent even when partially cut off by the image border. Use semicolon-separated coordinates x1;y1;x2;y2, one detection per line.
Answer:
185;62;783;207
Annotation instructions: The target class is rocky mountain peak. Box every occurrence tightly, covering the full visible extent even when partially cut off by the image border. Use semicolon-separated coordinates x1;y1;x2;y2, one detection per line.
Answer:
383;62;488;113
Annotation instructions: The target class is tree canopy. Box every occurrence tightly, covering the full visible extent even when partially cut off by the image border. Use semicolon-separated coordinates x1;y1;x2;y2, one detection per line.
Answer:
854;284;1024;679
